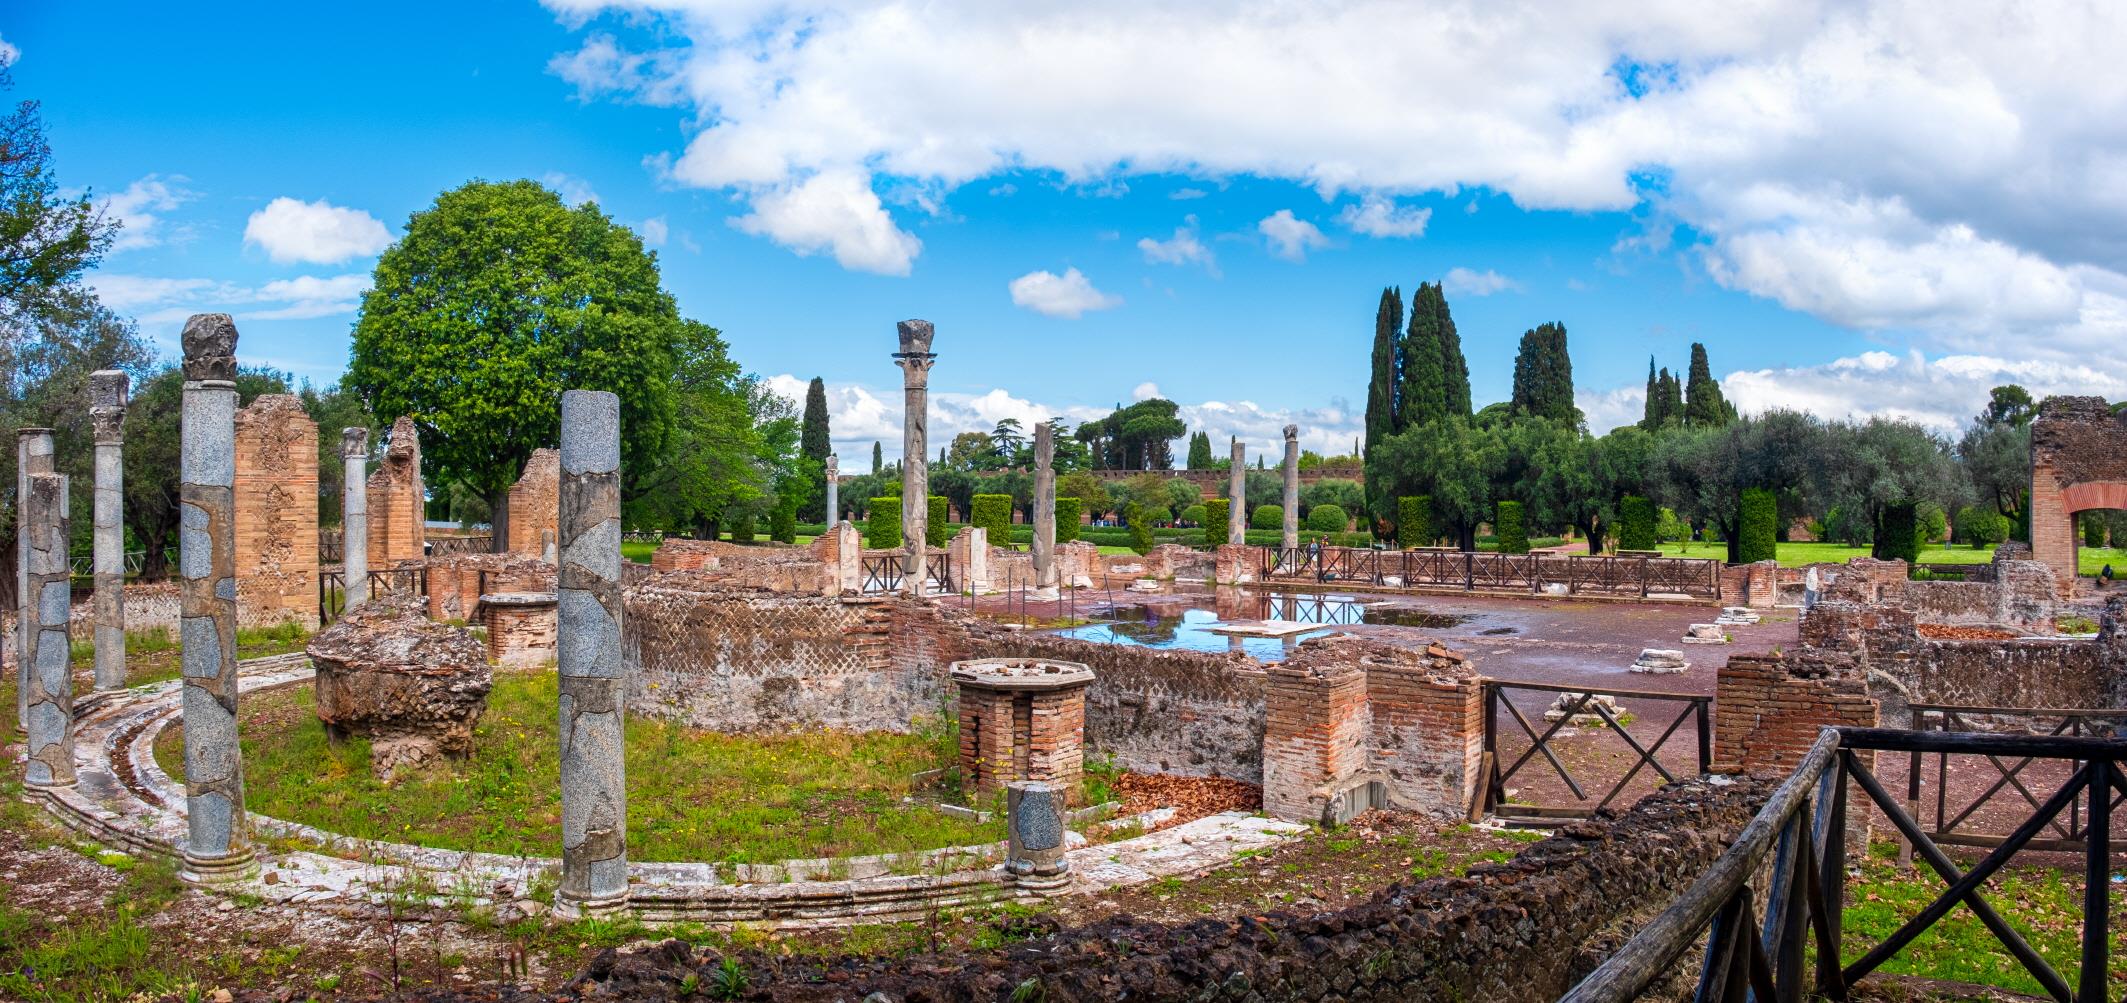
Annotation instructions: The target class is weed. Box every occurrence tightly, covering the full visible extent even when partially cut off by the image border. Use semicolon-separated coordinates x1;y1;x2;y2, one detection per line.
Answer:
1010;976;1047;1002
710;956;749;1000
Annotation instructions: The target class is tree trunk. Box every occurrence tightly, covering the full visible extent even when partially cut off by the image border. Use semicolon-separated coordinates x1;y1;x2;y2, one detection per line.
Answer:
137;524;170;582
1458;521;1478;552
1579;517;1604;555
1724;519;1741;564
490;488;511;554
0;533;15;612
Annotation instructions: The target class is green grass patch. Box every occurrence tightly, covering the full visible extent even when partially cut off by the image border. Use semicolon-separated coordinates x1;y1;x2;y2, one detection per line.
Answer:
1657;539;2127;575
154;671;1003;864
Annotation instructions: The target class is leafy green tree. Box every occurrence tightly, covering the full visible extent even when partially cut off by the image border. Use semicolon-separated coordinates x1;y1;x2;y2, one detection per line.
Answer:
1617;496;1658;551
121;366;289;582
1957;387;2034;538
1979;384;2035;427
620;322;792;537
871;441;883;474
1124;501;1154;554
0;68;118;326
990;418;1026;464
926;495;949;548
866;497;900;548
1371;417;1502;550
971;493;1013;545
1179;503;1207;526
1397;281;1471;429
1955;504;2009;548
1818;417;1967;561
1640;358;1664;430
1301;480;1365;524
1510;322;1578;426
1075;398;1186;470
348;179;681;552
797;377;831;520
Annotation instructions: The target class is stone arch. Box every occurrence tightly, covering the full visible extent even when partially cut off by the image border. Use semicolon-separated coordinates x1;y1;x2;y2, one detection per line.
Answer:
2027;396;2127;590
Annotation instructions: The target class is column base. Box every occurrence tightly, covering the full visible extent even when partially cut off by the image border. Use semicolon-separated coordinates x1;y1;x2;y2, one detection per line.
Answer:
1027;586;1059;602
181;847;258;886
552;890;632;920
1009;868;1072;896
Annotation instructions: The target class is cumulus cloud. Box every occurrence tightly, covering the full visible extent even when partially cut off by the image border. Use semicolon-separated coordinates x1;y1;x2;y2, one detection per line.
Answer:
541;172;601;207
103;175;195;252
1007;267;1122;318
1258;210;1328;262
1339;195;1431;238
1136;217;1216;273
242;197;392;265
640;216;669;246
0;32;17;67
729;169;922;276
87;271;370;326
1132;381;1161;401
1442;267;1519;296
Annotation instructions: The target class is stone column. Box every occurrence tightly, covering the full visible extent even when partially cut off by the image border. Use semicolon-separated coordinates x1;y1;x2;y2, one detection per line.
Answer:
341;428;369;611
557;389;628;916
1032;422;1057;595
1281;424;1300;551
90;373;128;691
1006;782;1070;893
178;314;252;882
15;426;52;727
893;320;936;593
22;472;73;787
1228;439;1246;546
823;454;839;527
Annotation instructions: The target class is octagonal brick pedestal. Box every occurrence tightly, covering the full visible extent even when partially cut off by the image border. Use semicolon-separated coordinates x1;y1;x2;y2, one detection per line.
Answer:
950;657;1094;802
481;592;558;668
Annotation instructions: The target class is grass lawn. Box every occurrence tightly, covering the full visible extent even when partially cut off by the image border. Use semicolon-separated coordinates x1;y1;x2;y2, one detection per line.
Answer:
153;670;1003;864
622;535;819;565
1657;539;2127;576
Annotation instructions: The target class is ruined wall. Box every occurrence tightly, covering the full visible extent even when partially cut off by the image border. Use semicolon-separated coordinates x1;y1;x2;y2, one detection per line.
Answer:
1714;652;1878;772
424;553;555;623
504;448;558;556
1262;636;1483;822
232;394;320;627
2029;396;2127;587
366;416;425;569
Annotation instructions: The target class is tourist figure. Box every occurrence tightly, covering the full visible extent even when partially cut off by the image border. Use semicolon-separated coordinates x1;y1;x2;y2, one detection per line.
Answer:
1804;566;1820;610
2102;563;2115;589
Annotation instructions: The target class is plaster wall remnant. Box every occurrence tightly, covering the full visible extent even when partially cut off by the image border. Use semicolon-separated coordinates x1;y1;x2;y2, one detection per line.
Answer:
947;526;990;593
340;428;369;610
1228;439;1246;546
233;394;320;627
1032;422;1057;592
22;472;74;787
557;389;628;916
951;657;1094;798
90;371;128;690
2027;395;2127;591
1280;425;1300;551
15;426;52;727
506;448;560;556
366;416;426;570
307;591;492;778
177;313;254;883
894;320;935;593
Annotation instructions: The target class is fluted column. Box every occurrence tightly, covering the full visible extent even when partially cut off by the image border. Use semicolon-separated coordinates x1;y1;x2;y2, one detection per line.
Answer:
341;428;369;611
90;371;128;691
893;320;936;593
178;314;252;882
1228;439;1246;545
1281;424;1300;551
22;472;73;787
557;389;628;916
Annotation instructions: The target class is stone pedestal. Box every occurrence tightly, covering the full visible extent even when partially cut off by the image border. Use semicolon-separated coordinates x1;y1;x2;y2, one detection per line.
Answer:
894;320;936;594
1280;425;1300;551
557;389;628;917
307;592;493;778
15;426;52;727
341;428;370;610
1228;439;1246;546
22;472;74;787
949;526;991;593
1032;422;1057;590
90;371;128;691
951;657;1094;799
177;314;254;883
1631;648;1691;673
1006;782;1070;891
482;592;559;667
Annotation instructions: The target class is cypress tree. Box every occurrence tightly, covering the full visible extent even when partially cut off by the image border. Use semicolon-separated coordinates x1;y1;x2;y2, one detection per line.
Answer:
1365;286;1402;452
1654;369;1683;427
800;377;831;462
1187;430;1214;469
1398;284;1446;430
1641;357;1660;430
871;440;882;474
1684;343;1731;427
1510;322;1577;425
1436;286;1472;418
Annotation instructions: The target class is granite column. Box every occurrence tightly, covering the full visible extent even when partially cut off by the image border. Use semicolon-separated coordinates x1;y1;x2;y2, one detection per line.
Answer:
341;428;369;611
1228;439;1246;546
1281;424;1300;551
557;389;628;915
893;320;936;593
15;426;52;727
178;314;252;882
22;472;73;788
824;454;839;526
90;371;128;691
1032;422;1057;594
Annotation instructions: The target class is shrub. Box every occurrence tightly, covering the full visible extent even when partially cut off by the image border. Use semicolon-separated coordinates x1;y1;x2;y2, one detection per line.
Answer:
1397;496;1432;549
2083;512;2107;549
1124;501;1154;555
1054;497;1081;543
728;507;757;545
1250;504;1284;531
1823;505;1872;546
769;499;797;544
1956;505;2008;548
1204;499;1230;547
1306;504;1348;532
927;495;949;548
1494;501;1528;554
1920;503;1949;545
1877;502;1921;562
971;493;1013;547
1616;495;1657;551
1737;488;1777;564
1179;503;1207;527
1655;506;1689;544
867;498;901;549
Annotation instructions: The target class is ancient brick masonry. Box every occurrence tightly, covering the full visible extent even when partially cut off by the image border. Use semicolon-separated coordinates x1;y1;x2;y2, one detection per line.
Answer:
506;447;559;556
2027;395;2127;590
233;393;320;627
425;552;555;622
366;416;426;570
482;592;558;667
950;657;1093;799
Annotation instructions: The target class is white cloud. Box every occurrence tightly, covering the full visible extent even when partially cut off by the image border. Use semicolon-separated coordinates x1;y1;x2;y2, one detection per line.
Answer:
0;33;17;67
1442;266;1519;296
541;172;601;207
1723;350;2127;434
1339;195;1431;238
640;216;669;246
1131;381;1161;401
1007;267;1122;318
547;32;685;106
86;271;370;324
242;197;392;265
729;169;922;276
103;175;194;252
1258;210;1328;262
1136;217;1216;273
246;274;371;320
1170;187;1208;200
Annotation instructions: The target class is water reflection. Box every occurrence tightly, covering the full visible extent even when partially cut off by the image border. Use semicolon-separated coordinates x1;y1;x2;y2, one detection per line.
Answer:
1055;607;1330;662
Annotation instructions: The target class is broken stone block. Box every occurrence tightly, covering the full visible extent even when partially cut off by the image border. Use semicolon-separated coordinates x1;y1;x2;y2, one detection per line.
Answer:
1715;606;1761;626
1681;623;1728;644
306;591;492;780
1544;691;1626;724
1631;648;1691;673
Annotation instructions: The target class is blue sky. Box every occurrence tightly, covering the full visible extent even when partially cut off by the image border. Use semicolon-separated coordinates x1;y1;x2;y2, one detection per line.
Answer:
12;1;2127;465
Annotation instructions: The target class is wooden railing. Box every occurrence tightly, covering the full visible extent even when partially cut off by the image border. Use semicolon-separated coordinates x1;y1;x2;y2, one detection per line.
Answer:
1255;545;1723;600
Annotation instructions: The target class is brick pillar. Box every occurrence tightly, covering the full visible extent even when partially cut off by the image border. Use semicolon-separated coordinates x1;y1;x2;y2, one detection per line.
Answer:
2028;461;2078;593
506;448;560;555
234;394;320;627
1262;659;1369;822
482;592;558;667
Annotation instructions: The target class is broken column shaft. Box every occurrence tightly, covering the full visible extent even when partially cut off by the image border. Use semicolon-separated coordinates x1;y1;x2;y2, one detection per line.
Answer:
22;472;74;787
557;389;628;915
341;428;369;611
893;320;936;593
91;370;129;691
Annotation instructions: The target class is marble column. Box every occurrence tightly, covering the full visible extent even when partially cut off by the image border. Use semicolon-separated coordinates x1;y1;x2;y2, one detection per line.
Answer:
824;454;839;527
557;389;628;916
893;320;936;593
178;313;252;882
341;428;369;611
1281;424;1300;551
1228;439;1246;546
15;426;52;727
22;472;73;788
90;371;128;691
1006;781;1069;893
1032;422;1057;594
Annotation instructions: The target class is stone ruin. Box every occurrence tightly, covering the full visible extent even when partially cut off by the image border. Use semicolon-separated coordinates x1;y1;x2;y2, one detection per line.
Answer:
306;591;492;779
1630;647;1690;673
366;415;426;569
2028;394;2127;592
505;447;560;557
233;393;320;627
950;656;1094;798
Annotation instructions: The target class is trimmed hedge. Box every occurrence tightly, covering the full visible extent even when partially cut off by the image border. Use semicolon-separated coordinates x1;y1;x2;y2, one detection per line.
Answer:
971;493;1013;547
769;500;797;544
1251;504;1284;531
1055;497;1081;543
728;507;757;545
1180;503;1207;527
1737;488;1777;564
1307;504;1348;533
1877;502;1922;563
2084;512;2107;548
1398;496;1431;549
1494;501;1528;554
866;498;901;549
927;495;949;548
1617;495;1657;551
1204;499;1230;547
1124;501;1154;555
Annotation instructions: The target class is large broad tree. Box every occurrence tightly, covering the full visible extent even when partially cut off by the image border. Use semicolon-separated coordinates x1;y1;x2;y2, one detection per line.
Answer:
0;69;116;327
1371;417;1501;550
348;179;682;551
1509;322;1579;427
1958;384;2035;538
1820;417;1966;560
621;321;793;535
1075;398;1185;470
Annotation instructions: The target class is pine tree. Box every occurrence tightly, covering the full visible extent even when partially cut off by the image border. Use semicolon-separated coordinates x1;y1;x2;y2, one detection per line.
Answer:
1364;286;1403;452
1683;342;1731;427
1510;322;1577;425
871;440;882;474
800;377;831;462
1187;430;1214;469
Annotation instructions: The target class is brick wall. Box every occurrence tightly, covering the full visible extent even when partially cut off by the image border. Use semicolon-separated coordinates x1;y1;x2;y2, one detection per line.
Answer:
425;553;555;622
995;632;1268;783
366;416;425;569
232;394;319;628
504;448;558;556
1713;652;1878;772
484;597;557;667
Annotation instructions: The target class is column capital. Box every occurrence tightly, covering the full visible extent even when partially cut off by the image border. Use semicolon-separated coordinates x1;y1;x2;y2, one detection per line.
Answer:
340;426;370;459
181;313;239;382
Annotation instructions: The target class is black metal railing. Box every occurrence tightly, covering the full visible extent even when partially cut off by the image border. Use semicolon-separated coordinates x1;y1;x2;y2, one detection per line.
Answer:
1563;726;2125;1003
427;535;494;557
1252;545;1722;600
1480;680;1712;825
1253;592;1366;625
